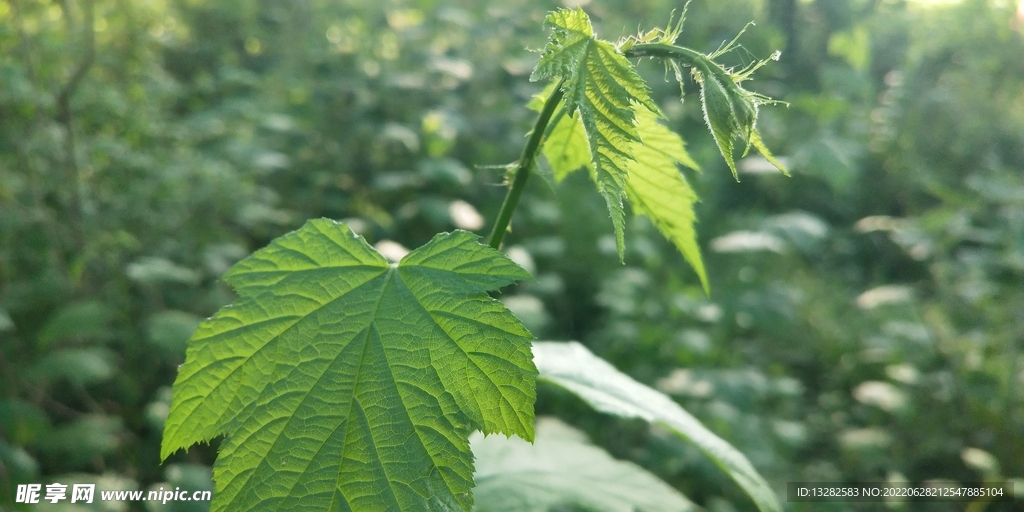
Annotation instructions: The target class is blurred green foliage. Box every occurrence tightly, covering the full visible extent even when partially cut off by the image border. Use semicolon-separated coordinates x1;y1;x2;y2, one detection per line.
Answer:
1;0;1022;510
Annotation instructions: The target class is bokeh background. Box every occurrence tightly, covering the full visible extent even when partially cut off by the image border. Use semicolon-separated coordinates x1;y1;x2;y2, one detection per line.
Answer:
2;0;1023;510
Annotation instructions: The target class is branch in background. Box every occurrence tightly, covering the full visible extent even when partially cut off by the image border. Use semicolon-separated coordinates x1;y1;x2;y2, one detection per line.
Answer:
6;0;73;279
8;0;39;85
56;0;96;249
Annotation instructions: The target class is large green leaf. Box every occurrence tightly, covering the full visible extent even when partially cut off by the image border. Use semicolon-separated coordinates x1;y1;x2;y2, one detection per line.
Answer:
531;8;658;261
533;342;782;512
162;219;536;511
472;417;695;512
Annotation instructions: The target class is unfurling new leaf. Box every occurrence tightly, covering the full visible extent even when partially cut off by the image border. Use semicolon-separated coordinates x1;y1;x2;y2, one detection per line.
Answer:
624;35;788;180
690;52;786;181
531;7;784;288
162;219;536;511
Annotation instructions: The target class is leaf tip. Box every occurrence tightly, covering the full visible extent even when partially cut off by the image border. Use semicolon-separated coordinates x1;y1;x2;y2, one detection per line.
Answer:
159;438;183;463
749;130;789;177
699;276;711;297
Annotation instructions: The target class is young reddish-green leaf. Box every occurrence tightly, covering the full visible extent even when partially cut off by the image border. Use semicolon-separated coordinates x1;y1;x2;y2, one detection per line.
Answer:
531;8;659;261
162;219;536;511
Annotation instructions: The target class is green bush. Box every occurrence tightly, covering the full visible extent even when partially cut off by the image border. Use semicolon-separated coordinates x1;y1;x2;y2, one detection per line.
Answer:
3;0;1023;511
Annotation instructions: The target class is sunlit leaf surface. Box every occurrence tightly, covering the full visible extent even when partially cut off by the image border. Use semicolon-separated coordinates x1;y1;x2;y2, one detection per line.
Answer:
163;219;536;511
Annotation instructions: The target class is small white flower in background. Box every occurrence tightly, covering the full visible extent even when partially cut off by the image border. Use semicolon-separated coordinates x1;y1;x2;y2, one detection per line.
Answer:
853;381;906;412
657;369;714;398
856;285;913;309
763;211;829;239
854;215;900;232
696;303;722;323
448;200;484;231
839;427;892;450
340;218;369;236
374;240;410;263
961;447;1000;475
739;155;791;174
504;246;535;275
710;230;786;253
885;364;920;385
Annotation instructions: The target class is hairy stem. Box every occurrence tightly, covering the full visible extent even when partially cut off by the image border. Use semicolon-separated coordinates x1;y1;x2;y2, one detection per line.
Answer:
623;42;704;68
487;79;565;249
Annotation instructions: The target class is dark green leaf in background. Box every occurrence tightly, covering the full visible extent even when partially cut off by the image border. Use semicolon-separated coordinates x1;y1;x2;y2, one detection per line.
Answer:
35;301;115;348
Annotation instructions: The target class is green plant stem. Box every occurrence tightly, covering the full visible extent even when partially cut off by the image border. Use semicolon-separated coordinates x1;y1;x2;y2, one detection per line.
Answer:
624;42;705;66
487;79;565;249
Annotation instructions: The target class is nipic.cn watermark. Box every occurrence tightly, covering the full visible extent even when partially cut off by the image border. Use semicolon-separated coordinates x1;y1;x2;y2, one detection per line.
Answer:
15;483;211;505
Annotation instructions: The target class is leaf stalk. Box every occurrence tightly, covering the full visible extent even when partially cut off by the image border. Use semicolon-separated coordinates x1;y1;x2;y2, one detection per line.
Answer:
623;42;705;68
487;79;565;249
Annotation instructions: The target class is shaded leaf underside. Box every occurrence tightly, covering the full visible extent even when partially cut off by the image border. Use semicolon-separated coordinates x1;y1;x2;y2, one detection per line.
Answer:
162;219;536;511
472;417;695;512
533;341;782;512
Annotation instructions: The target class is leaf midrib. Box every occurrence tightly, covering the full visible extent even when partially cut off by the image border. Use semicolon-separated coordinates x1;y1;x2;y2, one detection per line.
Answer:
331;269;399;510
